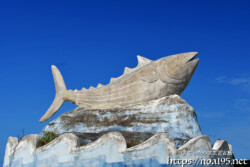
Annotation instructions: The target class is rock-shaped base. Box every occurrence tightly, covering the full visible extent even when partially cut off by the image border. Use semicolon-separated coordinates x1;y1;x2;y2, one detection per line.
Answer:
43;95;202;147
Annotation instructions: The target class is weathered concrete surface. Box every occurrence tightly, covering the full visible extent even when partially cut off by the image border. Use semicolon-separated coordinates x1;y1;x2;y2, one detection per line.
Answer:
3;137;18;166
4;135;41;166
40;52;199;122
212;140;230;152
3;132;233;167
73;131;155;147
43;94;202;147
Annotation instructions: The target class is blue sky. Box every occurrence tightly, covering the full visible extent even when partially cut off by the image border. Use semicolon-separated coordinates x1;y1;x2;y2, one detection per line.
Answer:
0;0;250;163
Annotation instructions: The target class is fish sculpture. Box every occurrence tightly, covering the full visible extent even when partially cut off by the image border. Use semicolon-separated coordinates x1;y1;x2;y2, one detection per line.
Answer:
40;52;199;122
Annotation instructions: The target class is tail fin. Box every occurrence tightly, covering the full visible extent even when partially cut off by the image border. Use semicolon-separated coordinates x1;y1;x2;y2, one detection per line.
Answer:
40;65;66;122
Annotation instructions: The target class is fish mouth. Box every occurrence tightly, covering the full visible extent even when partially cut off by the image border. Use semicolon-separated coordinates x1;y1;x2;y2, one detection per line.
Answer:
185;52;199;79
185;52;199;64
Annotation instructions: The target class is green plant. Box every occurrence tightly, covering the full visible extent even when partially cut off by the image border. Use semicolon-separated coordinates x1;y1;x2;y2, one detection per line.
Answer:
80;142;88;146
126;139;141;148
40;131;56;146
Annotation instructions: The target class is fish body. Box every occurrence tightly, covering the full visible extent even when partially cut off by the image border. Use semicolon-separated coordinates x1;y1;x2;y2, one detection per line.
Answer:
40;52;199;122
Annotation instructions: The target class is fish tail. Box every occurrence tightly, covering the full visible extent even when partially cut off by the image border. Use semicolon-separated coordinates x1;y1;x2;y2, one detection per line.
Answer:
40;65;66;122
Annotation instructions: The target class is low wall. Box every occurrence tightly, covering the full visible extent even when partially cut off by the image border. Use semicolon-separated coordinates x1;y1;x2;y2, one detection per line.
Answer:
3;132;233;167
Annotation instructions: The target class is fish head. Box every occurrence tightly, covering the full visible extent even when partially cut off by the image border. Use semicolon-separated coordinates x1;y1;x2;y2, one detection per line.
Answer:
156;52;199;84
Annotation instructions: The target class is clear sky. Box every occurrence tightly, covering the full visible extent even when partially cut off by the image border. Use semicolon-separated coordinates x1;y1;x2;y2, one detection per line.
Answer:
0;0;250;163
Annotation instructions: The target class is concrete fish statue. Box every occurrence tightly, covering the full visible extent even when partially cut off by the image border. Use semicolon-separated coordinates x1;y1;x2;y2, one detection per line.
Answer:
40;52;199;122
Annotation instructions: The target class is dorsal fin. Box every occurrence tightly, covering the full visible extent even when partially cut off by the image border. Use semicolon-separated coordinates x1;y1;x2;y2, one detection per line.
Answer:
97;83;103;88
109;55;152;84
81;87;86;91
137;55;152;66
124;67;132;75
110;78;116;83
89;86;95;90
